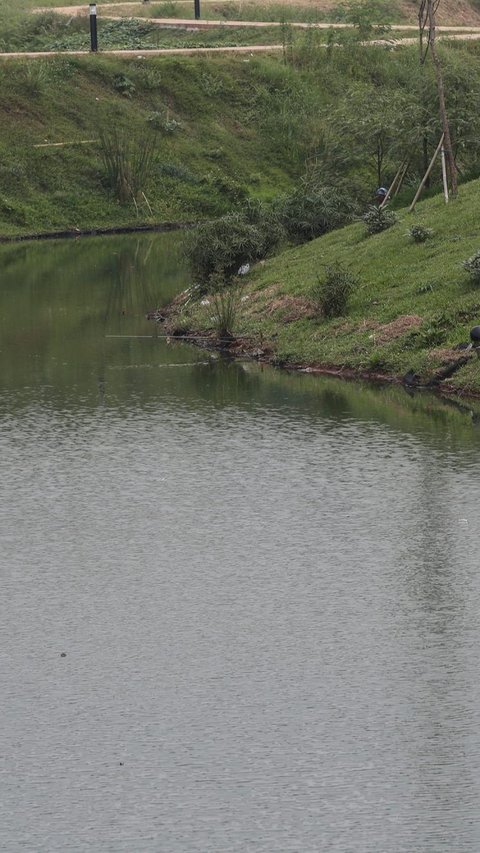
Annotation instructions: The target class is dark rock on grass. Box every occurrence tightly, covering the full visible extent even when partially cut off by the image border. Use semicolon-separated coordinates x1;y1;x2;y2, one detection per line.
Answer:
470;326;480;346
403;370;420;387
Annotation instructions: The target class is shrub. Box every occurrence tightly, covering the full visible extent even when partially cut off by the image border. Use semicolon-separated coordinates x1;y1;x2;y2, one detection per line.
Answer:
184;209;282;289
200;73;224;96
463;250;480;285
113;74;136;98
417;312;455;347
15;61;51;97
311;263;358;318
241;197;286;252
147;110;181;133
279;181;356;243
157;162;200;184
408;224;433;243
363;204;397;235
208;173;247;204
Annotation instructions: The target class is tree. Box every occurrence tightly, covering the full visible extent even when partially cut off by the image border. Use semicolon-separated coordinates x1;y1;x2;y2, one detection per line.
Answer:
322;85;422;187
419;0;458;195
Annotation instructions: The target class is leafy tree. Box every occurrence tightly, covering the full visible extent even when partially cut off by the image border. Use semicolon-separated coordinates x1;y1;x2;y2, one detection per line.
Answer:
321;85;422;186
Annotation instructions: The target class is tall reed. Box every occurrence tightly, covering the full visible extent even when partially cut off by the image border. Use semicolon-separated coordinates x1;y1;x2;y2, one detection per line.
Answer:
98;128;157;206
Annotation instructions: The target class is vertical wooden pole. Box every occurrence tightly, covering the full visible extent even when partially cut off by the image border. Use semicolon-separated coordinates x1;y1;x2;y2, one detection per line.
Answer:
441;146;449;203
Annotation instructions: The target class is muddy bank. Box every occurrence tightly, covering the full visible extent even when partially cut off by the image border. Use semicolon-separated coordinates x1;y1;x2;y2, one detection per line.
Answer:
149;302;480;401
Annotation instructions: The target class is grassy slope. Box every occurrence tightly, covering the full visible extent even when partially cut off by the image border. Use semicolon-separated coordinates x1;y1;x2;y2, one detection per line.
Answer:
179;181;480;394
0;53;308;236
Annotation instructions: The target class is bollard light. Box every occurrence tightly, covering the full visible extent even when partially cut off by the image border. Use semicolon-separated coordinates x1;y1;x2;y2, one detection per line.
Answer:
89;4;98;52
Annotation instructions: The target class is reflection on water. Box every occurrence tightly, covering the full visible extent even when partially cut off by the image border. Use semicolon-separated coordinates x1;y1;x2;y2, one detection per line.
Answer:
1;235;480;852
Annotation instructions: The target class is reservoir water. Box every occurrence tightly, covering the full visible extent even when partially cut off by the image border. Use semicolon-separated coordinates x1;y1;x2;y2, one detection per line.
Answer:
1;233;480;852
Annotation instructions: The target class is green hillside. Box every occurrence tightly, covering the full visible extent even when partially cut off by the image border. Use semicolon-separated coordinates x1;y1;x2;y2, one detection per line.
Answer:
173;180;480;395
3;34;480;238
0;53;305;237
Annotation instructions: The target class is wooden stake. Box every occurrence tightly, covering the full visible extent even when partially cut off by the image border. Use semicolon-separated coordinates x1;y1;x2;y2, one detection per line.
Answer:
409;133;444;212
380;157;410;208
394;158;410;198
380;162;403;208
440;145;449;203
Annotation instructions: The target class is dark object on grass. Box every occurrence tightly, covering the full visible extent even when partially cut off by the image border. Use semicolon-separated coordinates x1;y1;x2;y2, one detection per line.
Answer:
375;186;388;205
470;326;480;346
403;370;419;387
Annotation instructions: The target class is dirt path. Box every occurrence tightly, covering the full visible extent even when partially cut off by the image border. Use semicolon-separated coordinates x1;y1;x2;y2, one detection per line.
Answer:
3;29;480;59
79;15;480;30
0;44;284;59
33;7;480;30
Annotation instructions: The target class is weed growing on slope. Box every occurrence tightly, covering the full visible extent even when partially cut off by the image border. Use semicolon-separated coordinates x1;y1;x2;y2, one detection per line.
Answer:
408;224;433;243
463;250;480;285
363;205;397;235
311;263;359;318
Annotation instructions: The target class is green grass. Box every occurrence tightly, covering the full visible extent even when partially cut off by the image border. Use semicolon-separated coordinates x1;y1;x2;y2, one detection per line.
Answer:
177;180;480;394
147;2;337;22
0;13;286;51
0;52;311;236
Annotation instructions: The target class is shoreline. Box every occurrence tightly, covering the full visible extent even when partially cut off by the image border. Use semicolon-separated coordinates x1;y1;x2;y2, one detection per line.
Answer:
0;221;194;245
154;319;480;402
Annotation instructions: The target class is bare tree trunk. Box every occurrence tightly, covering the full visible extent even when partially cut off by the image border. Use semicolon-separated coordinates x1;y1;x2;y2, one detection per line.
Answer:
427;2;458;195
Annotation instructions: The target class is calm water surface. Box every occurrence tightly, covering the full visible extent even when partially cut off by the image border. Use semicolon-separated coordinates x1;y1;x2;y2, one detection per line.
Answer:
1;234;480;852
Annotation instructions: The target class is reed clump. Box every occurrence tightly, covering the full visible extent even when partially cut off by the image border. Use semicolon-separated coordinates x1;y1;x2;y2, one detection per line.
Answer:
98;129;157;207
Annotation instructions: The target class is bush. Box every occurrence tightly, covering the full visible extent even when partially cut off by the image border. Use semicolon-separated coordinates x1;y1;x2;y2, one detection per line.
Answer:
463;250;480;285
311;263;358;318
363;204;397;235
408;224;433;243
184;208;283;289
417;312;455;347
241;197;286;252
147;111;182;133
113;74;136;98
279;181;356;243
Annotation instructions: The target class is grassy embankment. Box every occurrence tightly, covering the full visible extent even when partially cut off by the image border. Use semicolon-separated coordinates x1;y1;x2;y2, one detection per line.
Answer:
0;51;316;237
3;29;480;239
171;180;480;395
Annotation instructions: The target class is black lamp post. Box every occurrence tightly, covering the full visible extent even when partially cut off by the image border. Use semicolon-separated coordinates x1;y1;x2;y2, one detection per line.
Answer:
89;3;98;52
